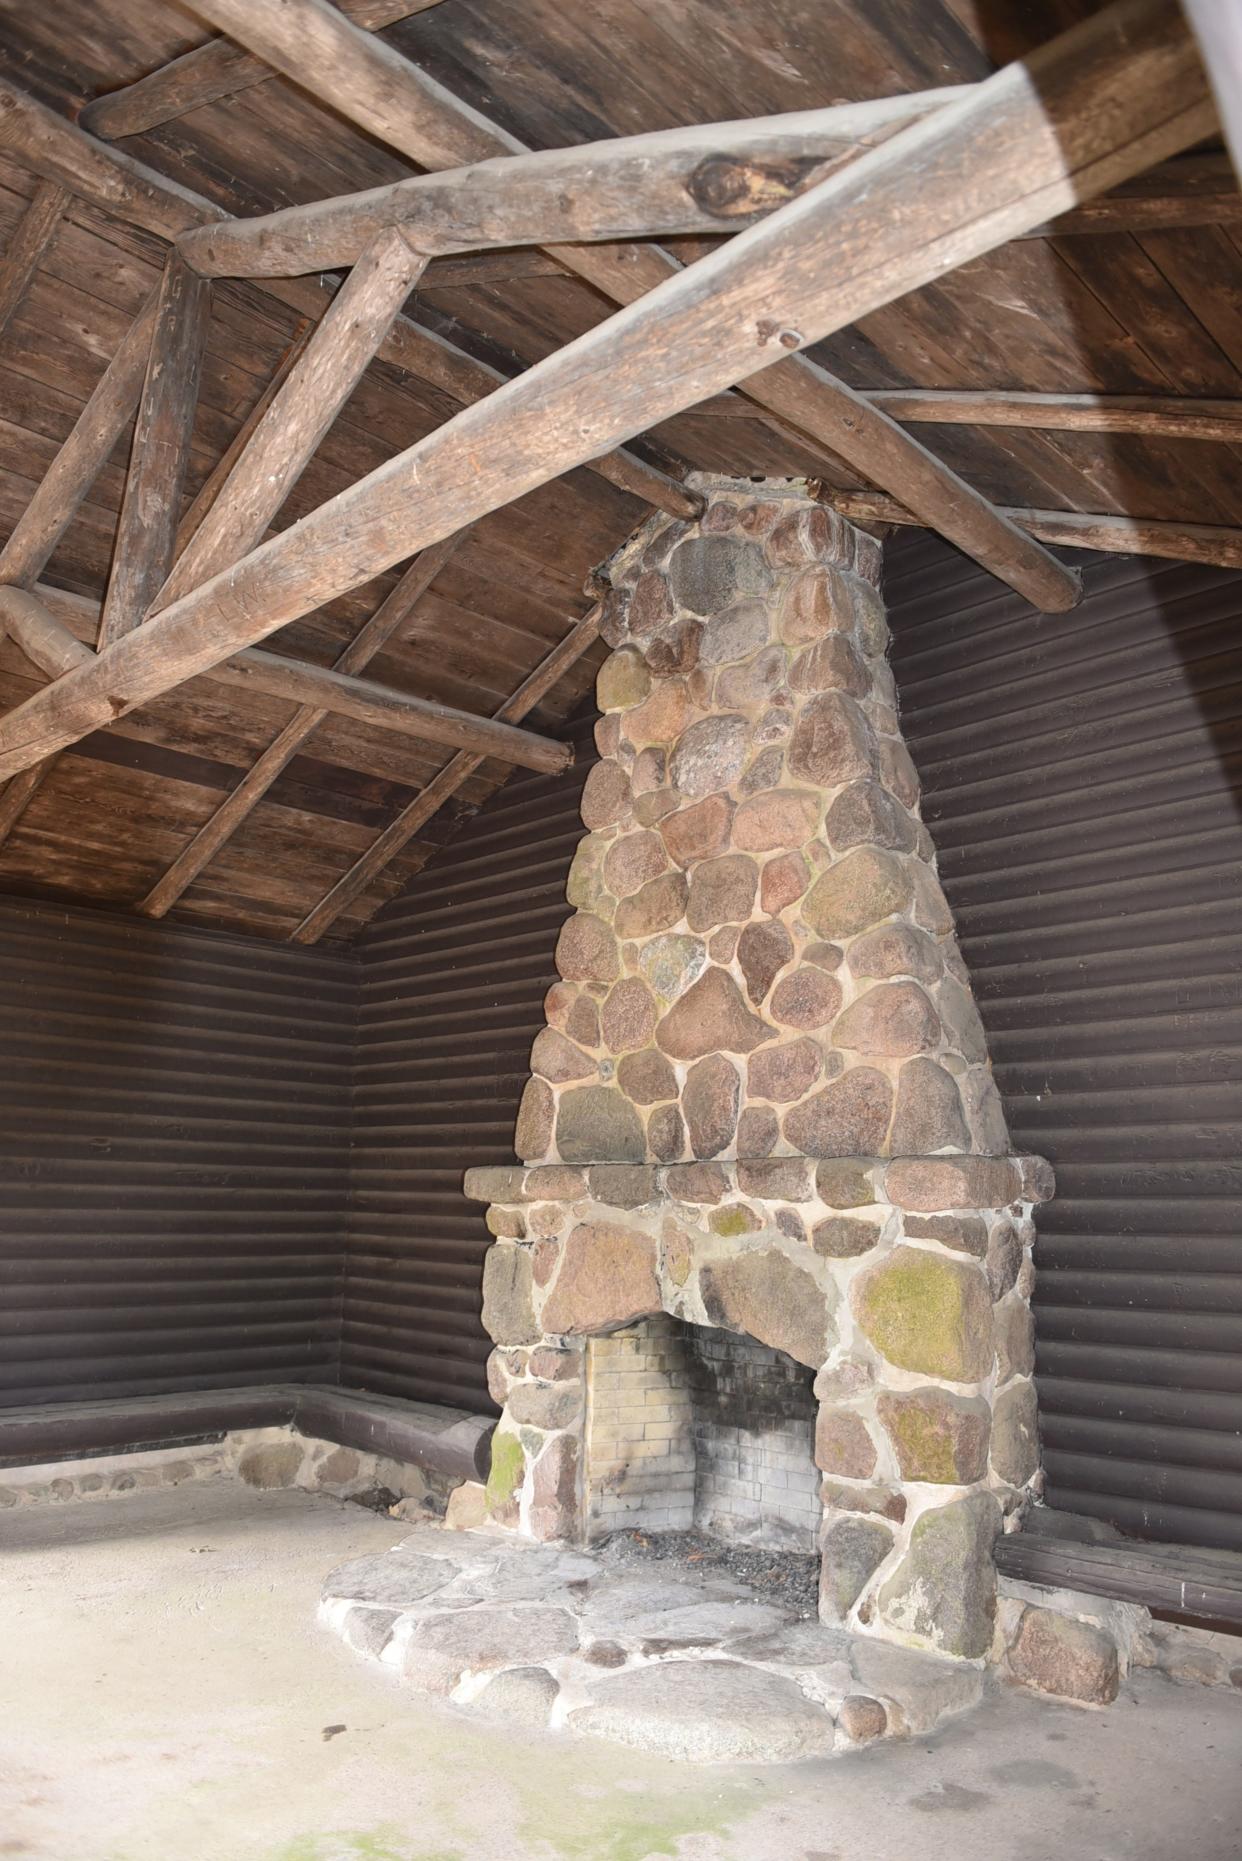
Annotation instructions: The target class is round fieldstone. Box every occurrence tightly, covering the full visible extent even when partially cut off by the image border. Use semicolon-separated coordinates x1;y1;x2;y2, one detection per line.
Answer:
700;599;772;666
847;921;945;984
995;1296;1036;1381
987;1222;1024;1298
555;1085;645;1164
739;743;785;795
631;745;667;795
911;862;954;935
1008;1607;1119;1705
812;1215;881;1259
595;713;620;758
853;1246;992;1381
638;931;707;1000
937;975;989;1063
568;1660;836;1763
825;779;915;852
747;1037;822;1104
716;644;787;709
833;982;941;1058
789;634;869;697
566;835;608;909
580;761;633;831
778;566;854;643
815;1408;877;1478
600;977;658;1053
515;1077;554;1160
655;966;771;1060
760;850;810;914
644;616;702;675
506;1381;583;1431
736;1104;779;1156
782;1067;893;1156
770;966;842;1029
686;853;758;932
906;1213;989;1257
616;1047;678;1105
699;1249;835;1368
819;1517;893;1622
647;1101;686;1161
669;536;773;616
877;1491;999;1658
602;830;669;899
624;681;692;748
628;570;675;636
531;1028;596;1084
879;735;920;808
837;1696;888;1743
816;1160;875;1207
469;1665;561;1727
556;912;620;984
891;1057;970;1153
669;713;749;798
567;994;601;1049
540;1220;660;1334
991;1378;1040;1485
804;848;913;939
614;870;688;939
659;794;735;866
596;646;651;712
732;787;820;853
481;1244;539;1346
877;1387;991;1483
737;919;794;1004
787;691;877;788
684;1053;740;1159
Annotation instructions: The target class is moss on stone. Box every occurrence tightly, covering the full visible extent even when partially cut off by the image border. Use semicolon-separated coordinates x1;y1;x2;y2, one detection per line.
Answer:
708;1205;760;1237
485;1431;525;1514
853;1246;991;1381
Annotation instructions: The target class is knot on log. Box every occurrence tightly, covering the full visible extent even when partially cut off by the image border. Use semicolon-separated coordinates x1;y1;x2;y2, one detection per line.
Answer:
688;153;829;218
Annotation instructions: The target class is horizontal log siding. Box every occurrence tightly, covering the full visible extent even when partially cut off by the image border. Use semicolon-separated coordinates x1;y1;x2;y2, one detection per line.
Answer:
888;532;1242;1552
0;897;352;1403
344;719;596;1410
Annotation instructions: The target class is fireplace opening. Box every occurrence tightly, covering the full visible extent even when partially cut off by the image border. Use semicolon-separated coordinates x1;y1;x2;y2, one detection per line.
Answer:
584;1316;821;1555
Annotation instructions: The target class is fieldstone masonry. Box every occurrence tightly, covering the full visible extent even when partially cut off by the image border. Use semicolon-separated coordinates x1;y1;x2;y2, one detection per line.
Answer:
466;479;1053;1664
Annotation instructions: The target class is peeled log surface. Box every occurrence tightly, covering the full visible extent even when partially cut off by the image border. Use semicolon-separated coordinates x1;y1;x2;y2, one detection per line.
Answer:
176;94;970;276
0;0;1215;780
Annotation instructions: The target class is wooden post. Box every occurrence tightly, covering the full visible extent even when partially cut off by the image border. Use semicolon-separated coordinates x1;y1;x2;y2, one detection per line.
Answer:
291;605;603;943
98;253;209;647
0;0;1213;781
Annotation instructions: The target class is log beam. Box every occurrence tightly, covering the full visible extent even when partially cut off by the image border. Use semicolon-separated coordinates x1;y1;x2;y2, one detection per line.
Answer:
0;179;68;341
176;96;971;277
182;0;1076;610
0;0;1212;782
291;604;603;943
866;389;1242;441
830;491;1242;570
138;530;468;917
159;228;425;607
99;252;209;646
0;79;698;523
79;1;448;141
0;580;570;768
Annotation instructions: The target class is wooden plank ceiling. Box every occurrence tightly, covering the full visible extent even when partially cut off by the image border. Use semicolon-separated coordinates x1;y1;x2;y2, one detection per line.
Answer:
0;0;1237;940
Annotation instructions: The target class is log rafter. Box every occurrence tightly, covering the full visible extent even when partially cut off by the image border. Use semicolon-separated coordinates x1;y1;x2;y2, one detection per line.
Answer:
178;0;1078;614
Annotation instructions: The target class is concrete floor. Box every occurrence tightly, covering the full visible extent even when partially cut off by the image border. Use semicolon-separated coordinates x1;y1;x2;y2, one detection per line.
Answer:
1;1483;1239;1861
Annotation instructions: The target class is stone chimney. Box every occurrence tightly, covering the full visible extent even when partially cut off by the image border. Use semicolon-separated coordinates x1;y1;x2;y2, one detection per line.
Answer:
466;479;1051;1663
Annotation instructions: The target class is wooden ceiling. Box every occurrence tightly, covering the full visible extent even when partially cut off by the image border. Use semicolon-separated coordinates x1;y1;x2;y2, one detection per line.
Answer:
0;0;1237;940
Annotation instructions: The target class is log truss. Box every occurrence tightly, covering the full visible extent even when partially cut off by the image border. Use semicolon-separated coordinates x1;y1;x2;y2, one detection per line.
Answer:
0;0;1228;936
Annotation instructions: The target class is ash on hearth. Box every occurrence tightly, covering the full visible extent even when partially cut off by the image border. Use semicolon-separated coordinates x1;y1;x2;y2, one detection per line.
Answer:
601;1527;819;1619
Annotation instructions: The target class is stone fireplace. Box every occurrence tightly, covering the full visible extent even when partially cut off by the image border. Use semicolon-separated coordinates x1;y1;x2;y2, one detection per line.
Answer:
465;478;1052;1664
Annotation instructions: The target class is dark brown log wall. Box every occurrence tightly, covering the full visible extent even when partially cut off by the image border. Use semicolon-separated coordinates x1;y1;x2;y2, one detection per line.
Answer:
342;717;596;1411
0;898;352;1404
888;533;1242;1553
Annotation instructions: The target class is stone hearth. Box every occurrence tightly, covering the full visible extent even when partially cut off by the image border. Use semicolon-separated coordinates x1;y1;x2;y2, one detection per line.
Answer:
465;478;1052;1666
320;1524;988;1762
